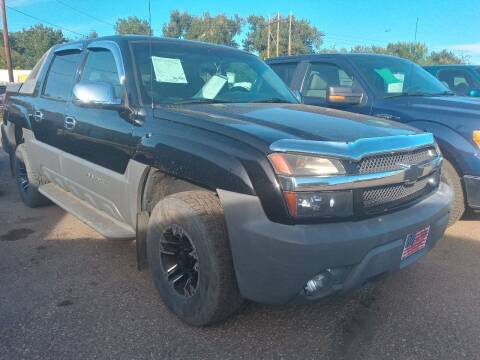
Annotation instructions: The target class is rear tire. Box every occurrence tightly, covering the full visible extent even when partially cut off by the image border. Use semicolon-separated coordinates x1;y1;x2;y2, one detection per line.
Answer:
147;190;242;326
14;144;50;208
441;159;465;226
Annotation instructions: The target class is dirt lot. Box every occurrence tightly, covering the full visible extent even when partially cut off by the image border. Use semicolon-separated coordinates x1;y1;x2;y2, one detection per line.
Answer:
1;147;479;360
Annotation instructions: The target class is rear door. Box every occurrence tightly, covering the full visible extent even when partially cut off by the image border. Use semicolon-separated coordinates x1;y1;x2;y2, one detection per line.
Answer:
34;47;84;151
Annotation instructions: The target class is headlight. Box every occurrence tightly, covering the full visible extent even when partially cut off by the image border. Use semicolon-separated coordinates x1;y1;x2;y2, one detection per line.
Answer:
268;153;346;176
269;153;352;219
473;131;480;148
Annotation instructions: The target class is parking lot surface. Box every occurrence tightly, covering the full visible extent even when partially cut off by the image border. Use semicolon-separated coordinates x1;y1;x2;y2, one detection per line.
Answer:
0;148;479;360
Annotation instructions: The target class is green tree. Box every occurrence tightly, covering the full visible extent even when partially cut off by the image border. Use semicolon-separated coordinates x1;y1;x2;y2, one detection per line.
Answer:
163;11;243;47
1;24;66;69
115;16;152;35
350;42;430;64
243;15;323;58
426;49;467;65
162;10;193;39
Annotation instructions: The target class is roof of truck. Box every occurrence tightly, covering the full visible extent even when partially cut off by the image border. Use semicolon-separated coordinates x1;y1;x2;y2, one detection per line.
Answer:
53;35;253;55
266;53;408;63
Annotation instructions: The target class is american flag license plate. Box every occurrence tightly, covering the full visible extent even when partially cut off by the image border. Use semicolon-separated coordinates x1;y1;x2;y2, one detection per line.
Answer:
401;226;430;260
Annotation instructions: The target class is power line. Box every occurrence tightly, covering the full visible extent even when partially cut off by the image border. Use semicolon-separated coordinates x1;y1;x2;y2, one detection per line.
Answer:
6;5;87;37
53;0;115;28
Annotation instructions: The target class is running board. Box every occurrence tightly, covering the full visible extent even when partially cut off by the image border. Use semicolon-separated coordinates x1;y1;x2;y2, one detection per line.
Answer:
39;183;135;240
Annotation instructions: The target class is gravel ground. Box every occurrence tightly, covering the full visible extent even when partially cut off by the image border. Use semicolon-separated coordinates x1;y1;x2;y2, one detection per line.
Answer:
0;146;479;360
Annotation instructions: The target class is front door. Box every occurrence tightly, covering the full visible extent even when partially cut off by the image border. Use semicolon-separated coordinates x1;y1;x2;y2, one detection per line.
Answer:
63;45;135;174
301;61;371;115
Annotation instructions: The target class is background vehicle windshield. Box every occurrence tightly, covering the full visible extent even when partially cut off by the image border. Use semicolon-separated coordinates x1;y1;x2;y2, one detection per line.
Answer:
351;56;450;98
130;41;297;105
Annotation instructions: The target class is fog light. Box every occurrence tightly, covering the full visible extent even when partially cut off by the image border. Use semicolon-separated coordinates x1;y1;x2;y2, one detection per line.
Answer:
305;274;328;295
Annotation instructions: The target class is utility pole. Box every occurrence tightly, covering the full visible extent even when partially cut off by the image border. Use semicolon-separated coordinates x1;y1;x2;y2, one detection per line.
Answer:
276;12;280;57
267;16;271;58
1;0;13;82
288;12;292;56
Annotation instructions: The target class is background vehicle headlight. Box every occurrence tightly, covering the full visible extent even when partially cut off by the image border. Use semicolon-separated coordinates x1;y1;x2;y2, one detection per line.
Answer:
268;153;346;176
473;131;480;148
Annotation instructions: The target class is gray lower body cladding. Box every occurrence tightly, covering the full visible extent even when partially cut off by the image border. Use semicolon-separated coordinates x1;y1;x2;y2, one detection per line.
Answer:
218;183;452;304
464;175;480;209
1;123;12;153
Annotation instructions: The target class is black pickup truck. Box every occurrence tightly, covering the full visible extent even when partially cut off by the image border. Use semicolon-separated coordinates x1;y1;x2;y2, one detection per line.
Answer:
1;36;451;325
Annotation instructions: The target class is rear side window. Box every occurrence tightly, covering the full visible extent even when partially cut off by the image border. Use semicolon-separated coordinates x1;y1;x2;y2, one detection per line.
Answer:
43;52;82;101
19;51;49;95
269;62;298;86
80;49;121;100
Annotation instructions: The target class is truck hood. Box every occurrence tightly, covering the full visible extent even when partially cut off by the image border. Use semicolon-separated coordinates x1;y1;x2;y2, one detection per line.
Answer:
407;96;480;130
409;95;480;115
155;103;420;151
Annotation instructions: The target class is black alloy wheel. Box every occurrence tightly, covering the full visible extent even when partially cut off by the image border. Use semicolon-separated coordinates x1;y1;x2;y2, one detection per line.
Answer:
160;224;200;298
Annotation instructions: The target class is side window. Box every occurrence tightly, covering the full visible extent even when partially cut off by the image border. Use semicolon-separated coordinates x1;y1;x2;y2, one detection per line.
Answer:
437;69;475;96
80;49;121;100
269;62;298;86
43;52;82;101
303;63;355;100
19;51;49;95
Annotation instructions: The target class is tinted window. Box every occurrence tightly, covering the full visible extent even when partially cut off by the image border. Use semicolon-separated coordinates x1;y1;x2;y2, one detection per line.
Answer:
437;69;475;96
19;51;50;95
43;52;82;100
129;41;297;105
80;49;121;100
269;62;298;85
350;56;448;98
303;63;356;100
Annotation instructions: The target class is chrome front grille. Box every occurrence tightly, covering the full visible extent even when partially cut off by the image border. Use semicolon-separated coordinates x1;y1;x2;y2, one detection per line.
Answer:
362;173;437;210
357;147;436;174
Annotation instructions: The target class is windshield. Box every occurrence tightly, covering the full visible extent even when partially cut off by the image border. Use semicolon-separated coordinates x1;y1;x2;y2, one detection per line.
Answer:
476;67;480;77
350;56;451;98
129;41;297;105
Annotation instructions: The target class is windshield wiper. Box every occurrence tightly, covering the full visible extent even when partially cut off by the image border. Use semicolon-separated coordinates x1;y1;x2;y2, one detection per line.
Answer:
249;98;293;103
430;91;455;96
384;92;432;99
171;98;234;105
385;90;455;99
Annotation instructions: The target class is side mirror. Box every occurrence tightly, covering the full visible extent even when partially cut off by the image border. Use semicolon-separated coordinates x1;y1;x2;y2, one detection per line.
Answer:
468;89;480;97
73;81;122;107
326;86;363;105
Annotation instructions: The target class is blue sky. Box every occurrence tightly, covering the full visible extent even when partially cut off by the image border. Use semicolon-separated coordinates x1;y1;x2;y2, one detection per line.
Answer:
7;0;480;63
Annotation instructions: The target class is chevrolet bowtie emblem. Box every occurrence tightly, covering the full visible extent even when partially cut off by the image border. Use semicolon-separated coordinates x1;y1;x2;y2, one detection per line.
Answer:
400;163;423;186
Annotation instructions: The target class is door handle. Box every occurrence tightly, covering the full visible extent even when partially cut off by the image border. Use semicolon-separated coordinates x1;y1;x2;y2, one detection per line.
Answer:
33;110;44;123
64;116;76;130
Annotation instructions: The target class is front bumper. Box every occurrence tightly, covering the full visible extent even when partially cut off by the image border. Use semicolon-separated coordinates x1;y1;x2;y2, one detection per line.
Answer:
218;183;452;304
464;175;480;209
1;123;11;154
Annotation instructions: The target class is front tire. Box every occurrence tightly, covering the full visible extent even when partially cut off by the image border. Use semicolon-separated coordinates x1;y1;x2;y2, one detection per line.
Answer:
441;159;465;226
14;144;50;208
147;190;242;326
